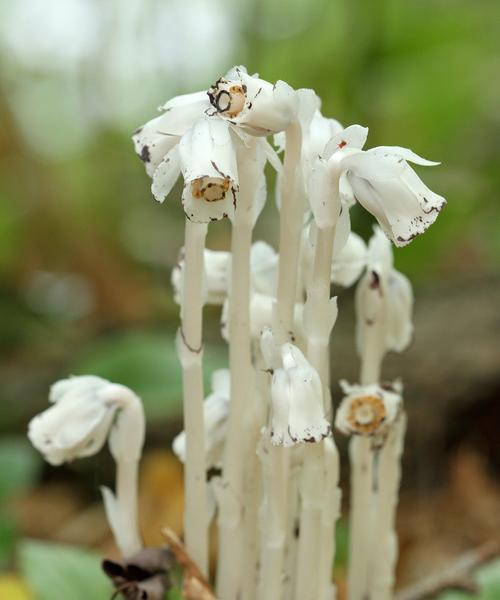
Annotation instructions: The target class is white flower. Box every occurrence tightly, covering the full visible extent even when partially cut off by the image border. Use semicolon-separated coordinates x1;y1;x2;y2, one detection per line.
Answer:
132;91;209;177
335;380;402;436
207;65;298;136
356;226;413;355
28;376;123;465
151;115;239;223
270;344;330;447
172;247;230;307
331;231;367;287
173;369;230;469
28;375;145;556
310;125;446;246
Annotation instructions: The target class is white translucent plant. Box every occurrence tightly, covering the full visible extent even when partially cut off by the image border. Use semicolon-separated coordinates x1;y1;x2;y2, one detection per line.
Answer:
172;248;230;307
172;369;230;470
207;65;298;136
269;343;330;447
356;225;414;357
28;375;145;557
335;380;403;437
310;124;446;245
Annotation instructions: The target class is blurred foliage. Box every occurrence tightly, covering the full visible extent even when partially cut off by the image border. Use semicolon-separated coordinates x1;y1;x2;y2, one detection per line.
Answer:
436;559;500;600
0;438;41;567
18;540;111;600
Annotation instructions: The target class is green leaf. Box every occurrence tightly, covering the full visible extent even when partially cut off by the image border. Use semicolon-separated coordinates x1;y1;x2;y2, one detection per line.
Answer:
18;540;111;600
0;438;41;501
165;588;183;600
436;558;500;600
71;330;227;421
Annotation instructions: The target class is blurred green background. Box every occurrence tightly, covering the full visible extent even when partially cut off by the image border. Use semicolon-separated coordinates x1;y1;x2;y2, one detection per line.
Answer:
0;0;499;596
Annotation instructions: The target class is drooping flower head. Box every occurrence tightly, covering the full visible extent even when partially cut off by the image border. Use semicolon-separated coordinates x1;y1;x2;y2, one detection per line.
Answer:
309;125;446;246
207;66;298;136
335;380;402;437
28;375;144;466
268;343;330;447
356;226;414;356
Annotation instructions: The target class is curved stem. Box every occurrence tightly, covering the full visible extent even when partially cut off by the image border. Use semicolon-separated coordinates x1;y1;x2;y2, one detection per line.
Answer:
178;219;209;575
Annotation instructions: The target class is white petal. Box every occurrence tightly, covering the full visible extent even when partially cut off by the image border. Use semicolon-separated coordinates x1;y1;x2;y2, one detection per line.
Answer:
250;241;278;296
151;145;181;203
159;90;209;112
342;150;406;181
367;226;393;274
385;270;414;352
323;125;369;159
132;115;180;177
182;185;235;223
332;233;367;287
369;146;440;166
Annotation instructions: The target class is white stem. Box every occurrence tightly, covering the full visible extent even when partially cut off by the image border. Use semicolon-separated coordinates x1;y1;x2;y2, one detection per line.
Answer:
217;142;258;600
348;318;384;600
258;445;290;600
258;121;304;600
296;224;340;600
317;439;342;600
283;463;300;600
275;121;304;344
369;414;407;600
178;218;209;575
116;459;142;555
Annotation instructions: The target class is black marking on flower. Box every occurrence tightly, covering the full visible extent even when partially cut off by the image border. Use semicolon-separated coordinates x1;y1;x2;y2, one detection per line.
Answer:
140;146;151;163
206;466;222;481
133;127;143;136
369;271;381;290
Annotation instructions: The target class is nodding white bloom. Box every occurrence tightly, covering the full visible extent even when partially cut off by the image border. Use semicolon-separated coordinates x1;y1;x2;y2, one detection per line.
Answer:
207;65;298;136
28;376;144;466
309;124;446;245
151;116;239;222
132;91;209;177
172;247;230;307
356;226;414;355
28;376;145;557
173;369;230;469
331;231;367;287
335;380;402;436
269;344;330;447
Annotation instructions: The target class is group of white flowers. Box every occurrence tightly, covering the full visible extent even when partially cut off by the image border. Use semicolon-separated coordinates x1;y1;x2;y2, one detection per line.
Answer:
28;66;445;600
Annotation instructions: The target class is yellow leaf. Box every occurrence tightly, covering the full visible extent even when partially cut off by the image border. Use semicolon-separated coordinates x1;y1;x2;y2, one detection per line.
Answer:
0;574;34;600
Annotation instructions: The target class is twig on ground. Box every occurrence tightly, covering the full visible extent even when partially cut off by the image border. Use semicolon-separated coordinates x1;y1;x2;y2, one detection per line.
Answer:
396;541;500;600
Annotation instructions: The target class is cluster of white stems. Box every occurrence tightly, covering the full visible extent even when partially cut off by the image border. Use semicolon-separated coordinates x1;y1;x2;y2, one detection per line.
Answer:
27;65;445;600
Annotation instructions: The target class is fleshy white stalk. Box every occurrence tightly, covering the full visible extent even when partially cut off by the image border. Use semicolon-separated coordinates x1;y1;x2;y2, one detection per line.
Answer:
258;120;304;600
275;121;304;343
258;444;290;600
347;318;384;600
177;219;209;575
295;223;339;600
369;414;406;600
217;141;258;600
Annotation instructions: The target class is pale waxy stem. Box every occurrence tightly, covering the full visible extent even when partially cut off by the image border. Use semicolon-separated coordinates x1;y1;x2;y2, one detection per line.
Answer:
177;219;209;575
275;121;305;344
216;140;258;600
295;222;340;600
258;444;290;600
347;315;385;600
257;119;303;600
369;413;406;600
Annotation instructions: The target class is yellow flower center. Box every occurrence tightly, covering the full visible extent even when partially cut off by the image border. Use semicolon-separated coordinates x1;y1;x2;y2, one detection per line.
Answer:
347;395;386;434
191;177;230;202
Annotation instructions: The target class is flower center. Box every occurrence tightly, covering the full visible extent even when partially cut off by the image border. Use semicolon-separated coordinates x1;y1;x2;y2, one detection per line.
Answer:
347;395;385;434
191;177;230;202
208;80;246;117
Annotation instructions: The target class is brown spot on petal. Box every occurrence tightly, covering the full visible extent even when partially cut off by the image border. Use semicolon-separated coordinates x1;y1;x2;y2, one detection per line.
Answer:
140;145;151;163
338;140;347;149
